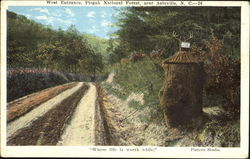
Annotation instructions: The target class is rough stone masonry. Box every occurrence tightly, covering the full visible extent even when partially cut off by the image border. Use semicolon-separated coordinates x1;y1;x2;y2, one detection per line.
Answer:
159;50;205;127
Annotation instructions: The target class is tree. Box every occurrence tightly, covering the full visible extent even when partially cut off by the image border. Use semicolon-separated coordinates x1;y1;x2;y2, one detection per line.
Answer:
109;7;240;63
7;10;105;77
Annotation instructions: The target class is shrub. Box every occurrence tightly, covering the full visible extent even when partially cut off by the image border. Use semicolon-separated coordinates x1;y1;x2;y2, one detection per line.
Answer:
114;56;164;121
7;70;67;102
64;73;75;81
150;49;164;59
191;34;240;119
95;73;109;82
48;72;69;85
129;51;146;62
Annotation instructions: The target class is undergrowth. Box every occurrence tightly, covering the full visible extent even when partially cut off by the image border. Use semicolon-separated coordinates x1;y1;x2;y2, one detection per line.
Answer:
102;83;128;100
113;56;164;122
103;34;240;146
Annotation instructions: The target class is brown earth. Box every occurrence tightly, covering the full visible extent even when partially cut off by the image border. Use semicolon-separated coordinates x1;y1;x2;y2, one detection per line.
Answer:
95;84;116;145
7;84;89;146
7;82;78;122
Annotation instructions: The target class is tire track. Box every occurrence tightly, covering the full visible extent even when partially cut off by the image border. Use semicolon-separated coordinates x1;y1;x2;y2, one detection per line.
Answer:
7;83;89;145
57;83;97;146
7;82;83;139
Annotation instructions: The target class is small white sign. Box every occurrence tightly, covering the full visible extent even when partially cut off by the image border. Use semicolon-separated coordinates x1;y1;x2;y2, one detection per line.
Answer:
181;42;190;48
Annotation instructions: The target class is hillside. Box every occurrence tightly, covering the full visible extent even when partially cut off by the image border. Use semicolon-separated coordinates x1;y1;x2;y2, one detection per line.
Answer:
82;33;109;58
7;10;105;76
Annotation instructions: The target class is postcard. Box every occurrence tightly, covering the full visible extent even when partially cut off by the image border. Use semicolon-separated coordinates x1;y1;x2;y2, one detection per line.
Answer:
1;0;249;158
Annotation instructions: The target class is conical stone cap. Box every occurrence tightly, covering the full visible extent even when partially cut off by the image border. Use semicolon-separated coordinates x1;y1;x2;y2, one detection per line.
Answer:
162;51;200;64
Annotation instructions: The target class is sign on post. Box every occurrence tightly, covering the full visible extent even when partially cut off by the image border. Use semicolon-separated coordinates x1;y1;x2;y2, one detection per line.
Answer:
181;42;190;48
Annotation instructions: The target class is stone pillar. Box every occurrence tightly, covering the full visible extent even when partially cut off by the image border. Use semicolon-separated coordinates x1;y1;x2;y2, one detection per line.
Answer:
159;51;205;127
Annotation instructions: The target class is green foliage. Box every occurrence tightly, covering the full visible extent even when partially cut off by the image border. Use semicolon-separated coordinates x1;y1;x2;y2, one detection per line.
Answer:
114;57;164;119
191;34;240;119
7;68;95;102
7;11;105;77
80;52;104;80
109;7;240;63
102;83;128;100
106;7;240;145
8;71;62;102
82;33;110;61
107;39;130;64
128;100;142;110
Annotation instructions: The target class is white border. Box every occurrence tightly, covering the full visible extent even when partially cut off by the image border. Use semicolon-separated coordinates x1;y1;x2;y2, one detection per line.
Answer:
1;1;249;158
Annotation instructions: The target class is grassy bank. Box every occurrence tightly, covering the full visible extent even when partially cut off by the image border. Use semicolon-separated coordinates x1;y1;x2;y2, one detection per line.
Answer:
104;49;240;146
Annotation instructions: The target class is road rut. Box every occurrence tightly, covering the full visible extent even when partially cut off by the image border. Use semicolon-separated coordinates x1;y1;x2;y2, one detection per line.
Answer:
57;83;97;146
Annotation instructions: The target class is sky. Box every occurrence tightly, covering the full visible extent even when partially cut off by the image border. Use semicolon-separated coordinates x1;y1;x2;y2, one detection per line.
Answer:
8;6;120;39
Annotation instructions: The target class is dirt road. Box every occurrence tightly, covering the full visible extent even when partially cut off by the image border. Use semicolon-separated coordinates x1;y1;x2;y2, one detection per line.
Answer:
7;82;100;146
7;82;83;139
